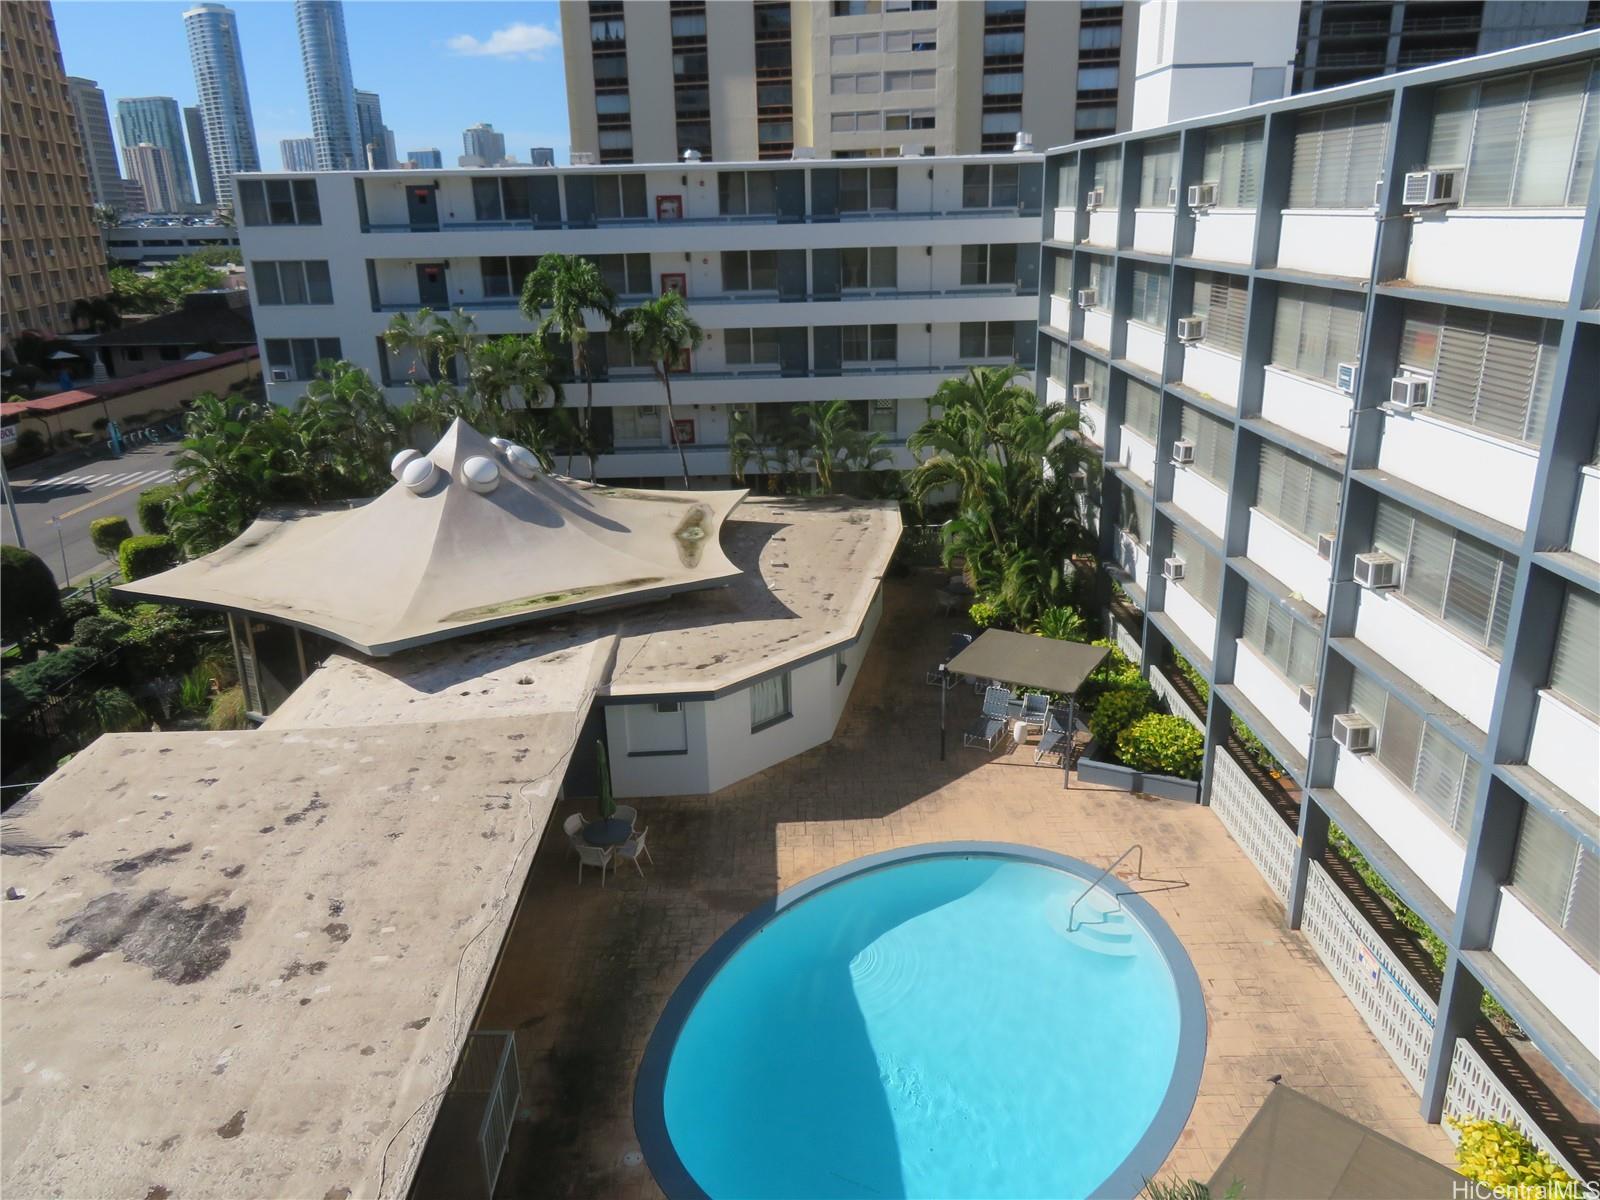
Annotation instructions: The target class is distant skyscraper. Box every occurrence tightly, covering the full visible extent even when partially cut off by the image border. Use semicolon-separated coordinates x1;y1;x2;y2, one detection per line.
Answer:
66;77;123;208
125;142;183;213
408;148;443;169
462;123;506;162
116;97;196;209
184;3;261;207
295;0;361;170
354;88;390;169
183;104;217;207
529;146;555;167
280;137;316;172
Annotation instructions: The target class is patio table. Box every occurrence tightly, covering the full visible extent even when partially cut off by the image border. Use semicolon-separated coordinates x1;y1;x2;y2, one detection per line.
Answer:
582;818;633;847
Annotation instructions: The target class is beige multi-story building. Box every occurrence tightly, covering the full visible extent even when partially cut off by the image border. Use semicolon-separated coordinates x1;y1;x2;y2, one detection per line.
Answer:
0;1;111;344
125;142;184;215
560;0;1138;164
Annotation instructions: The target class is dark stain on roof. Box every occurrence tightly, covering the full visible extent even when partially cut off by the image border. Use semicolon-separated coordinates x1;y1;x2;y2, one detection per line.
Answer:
49;888;247;985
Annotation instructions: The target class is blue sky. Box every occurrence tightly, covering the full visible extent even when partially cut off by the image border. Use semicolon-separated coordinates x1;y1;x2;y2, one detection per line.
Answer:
53;1;571;171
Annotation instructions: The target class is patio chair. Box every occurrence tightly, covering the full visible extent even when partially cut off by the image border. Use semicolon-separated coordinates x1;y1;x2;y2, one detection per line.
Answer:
1020;693;1049;729
562;812;587;839
614;805;639;832
572;840;613;886
981;685;1015;722
616;826;653;876
1035;711;1069;764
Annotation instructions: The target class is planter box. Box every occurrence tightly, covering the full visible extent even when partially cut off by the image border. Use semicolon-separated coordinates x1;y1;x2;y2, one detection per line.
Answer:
1076;740;1202;803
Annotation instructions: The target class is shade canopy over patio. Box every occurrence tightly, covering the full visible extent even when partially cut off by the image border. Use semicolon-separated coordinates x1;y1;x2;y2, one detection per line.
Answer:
945;627;1107;696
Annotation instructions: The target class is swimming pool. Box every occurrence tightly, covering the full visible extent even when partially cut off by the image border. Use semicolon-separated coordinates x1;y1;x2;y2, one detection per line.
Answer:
635;844;1206;1200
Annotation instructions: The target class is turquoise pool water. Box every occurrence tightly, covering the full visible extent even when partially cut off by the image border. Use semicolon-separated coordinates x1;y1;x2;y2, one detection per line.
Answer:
653;853;1193;1199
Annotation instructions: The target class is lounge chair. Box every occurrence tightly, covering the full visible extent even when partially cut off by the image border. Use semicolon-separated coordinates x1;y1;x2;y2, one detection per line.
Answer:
965;686;1015;750
1035;711;1069;764
1019;693;1049;729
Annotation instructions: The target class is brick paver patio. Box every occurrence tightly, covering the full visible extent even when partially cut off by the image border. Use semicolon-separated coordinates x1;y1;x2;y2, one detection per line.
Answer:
481;571;1454;1198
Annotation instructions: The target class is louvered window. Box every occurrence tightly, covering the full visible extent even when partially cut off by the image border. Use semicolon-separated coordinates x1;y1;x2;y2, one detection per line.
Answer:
1550;585;1600;718
1119;480;1152;544
1086;256;1110;301
1056;161;1077;208
1242;585;1321;688
1254;441;1340;543
1089;149;1119;203
1048;338;1070;385
1372;497;1517;657
1288;101;1389;208
1138;136;1178;207
1510;805;1598;965
1129;267;1169;328
1397;303;1558;446
1084;357;1109;407
1169;524;1221;613
1348;669;1479;841
1052;251;1073;300
1201;121;1263;207
1122;378;1160;440
1271;284;1364;386
1179;404;1233;488
1190;271;1247;355
1430;63;1599;209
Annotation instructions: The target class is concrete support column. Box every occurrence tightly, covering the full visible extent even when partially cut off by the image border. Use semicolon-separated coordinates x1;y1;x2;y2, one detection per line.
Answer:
1287;793;1328;929
1421;952;1483;1122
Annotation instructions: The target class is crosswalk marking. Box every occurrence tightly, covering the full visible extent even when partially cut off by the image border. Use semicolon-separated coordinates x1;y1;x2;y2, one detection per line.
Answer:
13;469;174;492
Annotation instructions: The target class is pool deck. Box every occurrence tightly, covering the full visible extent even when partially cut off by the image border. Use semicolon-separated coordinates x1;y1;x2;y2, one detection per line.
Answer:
477;571;1455;1198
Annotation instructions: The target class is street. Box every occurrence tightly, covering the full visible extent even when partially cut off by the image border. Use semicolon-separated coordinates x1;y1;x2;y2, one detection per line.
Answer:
2;442;183;585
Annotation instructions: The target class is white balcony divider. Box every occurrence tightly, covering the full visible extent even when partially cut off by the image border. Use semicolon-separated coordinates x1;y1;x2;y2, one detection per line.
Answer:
1209;748;1296;904
1149;664;1205;732
1443;1038;1583;1182
1111;613;1142;665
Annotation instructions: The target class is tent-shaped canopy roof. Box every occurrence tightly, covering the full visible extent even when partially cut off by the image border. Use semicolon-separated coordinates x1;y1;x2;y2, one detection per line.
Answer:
118;419;746;655
946;628;1107;695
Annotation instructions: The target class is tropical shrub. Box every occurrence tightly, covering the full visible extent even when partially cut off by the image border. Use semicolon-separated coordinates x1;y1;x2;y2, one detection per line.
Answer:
14;427;45;457
207;685;248;730
53;589;98;641
136;484;178;534
6;646;101;709
1078;638;1143;713
1447;1118;1576;1193
71;613;125;653
89;515;132;556
1116;713;1205;780
179;664;215;713
89;687;145;733
1033;605;1089;642
1088;681;1155;749
118;534;178;581
1;545;62;646
968;598;1005;629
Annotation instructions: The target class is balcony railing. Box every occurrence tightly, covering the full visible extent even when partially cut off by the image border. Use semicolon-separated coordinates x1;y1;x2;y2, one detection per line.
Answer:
360;205;1043;235
373;283;1037;313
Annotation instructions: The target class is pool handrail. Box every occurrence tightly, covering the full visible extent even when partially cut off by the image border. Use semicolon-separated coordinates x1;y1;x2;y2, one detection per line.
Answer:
1066;843;1144;932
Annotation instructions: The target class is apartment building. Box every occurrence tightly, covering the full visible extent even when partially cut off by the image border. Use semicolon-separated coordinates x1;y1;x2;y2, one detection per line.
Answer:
0;1;111;343
118;96;199;210
184;103;218;208
184;3;260;208
295;0;362;171
65;76;124;208
560;0;1137;164
234;151;1042;482
280;136;316;173
125;141;184;214
1037;30;1599;1151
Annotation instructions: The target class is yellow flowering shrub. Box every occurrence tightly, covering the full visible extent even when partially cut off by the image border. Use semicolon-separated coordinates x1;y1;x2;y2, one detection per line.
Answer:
1447;1116;1580;1194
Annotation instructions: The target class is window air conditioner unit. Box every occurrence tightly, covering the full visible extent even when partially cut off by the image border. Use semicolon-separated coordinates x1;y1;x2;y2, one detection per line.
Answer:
1298;684;1316;714
1171;438;1195;466
1177;316;1205;343
270;368;290;382
1162;555;1186;582
1316;531;1336;561
1188;182;1217;208
1085;187;1105;210
1072;381;1092;403
1335;361;1358;395
1353;551;1400;590
1389;374;1431;410
1077;287;1098;309
1332;712;1376;754
1402;168;1461;208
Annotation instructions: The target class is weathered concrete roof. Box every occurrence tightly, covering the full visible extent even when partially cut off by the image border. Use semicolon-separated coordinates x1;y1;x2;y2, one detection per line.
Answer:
0;699;600;1199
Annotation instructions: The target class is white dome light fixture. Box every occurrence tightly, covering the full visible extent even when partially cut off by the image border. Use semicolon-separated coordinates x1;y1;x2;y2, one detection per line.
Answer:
503;444;541;478
460;455;501;493
489;437;512;451
390;448;421;480
400;456;439;494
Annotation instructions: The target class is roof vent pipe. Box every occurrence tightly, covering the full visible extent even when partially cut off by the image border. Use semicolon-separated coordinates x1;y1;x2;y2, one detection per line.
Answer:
503;444;542;478
390;448;421;480
400;457;438;493
682;148;702;163
1013;131;1034;153
460;455;501;493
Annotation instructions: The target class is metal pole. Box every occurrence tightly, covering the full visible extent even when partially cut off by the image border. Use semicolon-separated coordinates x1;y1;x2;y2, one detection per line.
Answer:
939;662;948;761
0;453;24;550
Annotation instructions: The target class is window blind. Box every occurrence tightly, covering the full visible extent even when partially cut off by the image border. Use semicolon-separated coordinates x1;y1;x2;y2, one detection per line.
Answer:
1551;585;1600;718
1129;267;1169;328
1139;137;1178;207
1191;271;1247;355
1052;251;1073;300
1288;101;1389;208
1085;357;1109;407
1086;256;1109;298
1402;304;1559;445
1255;441;1340;542
1180;404;1233;487
1123;379;1160;440
1241;585;1320;688
1511;805;1599;964
1056;163;1077;208
1371;497;1517;656
1170;525;1221;613
1090;149;1119;200
749;672;791;729
1271;284;1364;385
1347;669;1478;841
1119;480;1152;544
1202;122;1263;207
1049;339;1070;385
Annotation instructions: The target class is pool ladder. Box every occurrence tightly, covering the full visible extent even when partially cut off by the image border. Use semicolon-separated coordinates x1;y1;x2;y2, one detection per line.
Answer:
1065;843;1144;933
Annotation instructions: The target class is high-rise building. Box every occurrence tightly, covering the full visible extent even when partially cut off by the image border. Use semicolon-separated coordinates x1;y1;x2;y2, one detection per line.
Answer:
354;89;391;169
408;148;444;169
120;178;150;213
1293;0;1597;92
0;1;111;342
280;137;317;172
125;142;184;213
65;77;125;208
295;0;362;170
184;104;218;207
184;3;261;208
462;123;508;163
1132;0;1300;129
116;97;197;210
559;0;1140;164
529;146;556;167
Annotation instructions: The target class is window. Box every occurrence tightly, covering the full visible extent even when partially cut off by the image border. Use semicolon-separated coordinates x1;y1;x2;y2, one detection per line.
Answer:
1128;267;1168;328
1429;63;1599;209
1169;524;1221;613
1190;272;1247;355
1084;357;1109;407
1242;585;1321;688
953;162;1017;209
832;111;883;133
596;92;632;116
839;167;896;211
833;0;879;13
670;11;706;37
265;337;342;382
960;321;1014;359
1255;441;1340;544
612;405;661;441
1178;405;1232;487
1271;284;1364;386
984;71;1023;98
885;109;935;131
722;250;778;292
1288;101;1389;209
1056;162;1077;209
594;174;647;219
868;397;897;433
1201;122;1263;207
885;28;935;52
1048;339;1070;384
1138;137;1178;207
1077;65;1120;94
1085;256;1111;305
724;327;782;365
841;246;896;289
1348;670;1481;842
831;72;880;95
1550;585;1600;718
884;69;936;92
1397;304;1559;446
960;243;1019;286
1050;251;1073;300
1079;24;1121;50
984;30;1024;56
1118;479;1152;544
238;178;319;226
480;255;540;299
1088;150;1119;204
604;329;648;371
597;129;633;153
252;260;332;306
590;16;625;42
1122;378;1159;440
1372;498;1518;656
750;672;792;730
719;171;777;216
830;32;879;55
1510;804;1598;963
983;112;1022;136
842;324;896;361
590;253;651;296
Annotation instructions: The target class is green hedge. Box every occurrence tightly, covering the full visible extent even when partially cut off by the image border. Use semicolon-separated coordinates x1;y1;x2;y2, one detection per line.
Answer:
89;515;132;556
5;645;101;711
1116;713;1205;780
72;613;125;652
1;545;62;644
118;535;178;582
1087;680;1155;749
136;484;178;535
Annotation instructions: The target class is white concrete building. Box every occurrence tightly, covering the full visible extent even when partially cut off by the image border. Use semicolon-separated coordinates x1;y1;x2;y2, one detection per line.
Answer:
1130;0;1300;129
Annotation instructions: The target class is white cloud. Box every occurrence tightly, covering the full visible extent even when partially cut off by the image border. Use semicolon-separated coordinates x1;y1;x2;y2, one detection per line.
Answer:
446;22;560;61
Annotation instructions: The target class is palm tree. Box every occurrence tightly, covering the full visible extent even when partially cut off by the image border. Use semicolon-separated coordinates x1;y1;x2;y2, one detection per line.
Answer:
467;333;559;431
519;255;616;479
798;399;889;495
384;308;440;383
298;360;399;497
615;292;704;487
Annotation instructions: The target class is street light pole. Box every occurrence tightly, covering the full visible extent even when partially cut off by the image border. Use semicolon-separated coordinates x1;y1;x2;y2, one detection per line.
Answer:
0;453;23;550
